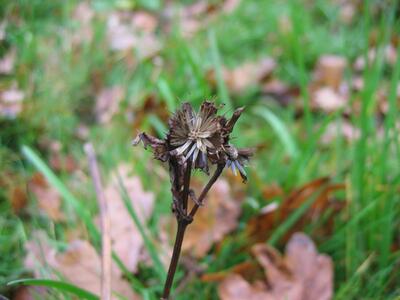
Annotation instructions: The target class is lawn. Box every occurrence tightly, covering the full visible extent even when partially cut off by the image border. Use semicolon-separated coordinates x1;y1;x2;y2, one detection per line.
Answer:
0;0;399;299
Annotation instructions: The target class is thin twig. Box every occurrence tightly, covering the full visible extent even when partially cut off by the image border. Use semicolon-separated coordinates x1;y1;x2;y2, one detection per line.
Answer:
84;143;111;300
189;164;224;218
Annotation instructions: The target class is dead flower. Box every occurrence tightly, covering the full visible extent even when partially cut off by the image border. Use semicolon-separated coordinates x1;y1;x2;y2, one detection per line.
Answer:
133;101;252;181
133;100;252;299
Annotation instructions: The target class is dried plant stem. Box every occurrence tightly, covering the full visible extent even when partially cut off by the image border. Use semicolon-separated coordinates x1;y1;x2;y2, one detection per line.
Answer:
84;143;111;300
189;164;225;218
161;164;225;300
182;161;192;212
161;221;188;300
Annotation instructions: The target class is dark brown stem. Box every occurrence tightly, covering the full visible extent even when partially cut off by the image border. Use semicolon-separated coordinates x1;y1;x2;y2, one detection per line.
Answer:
162;163;224;299
161;221;188;300
182;161;192;213
189;164;224;218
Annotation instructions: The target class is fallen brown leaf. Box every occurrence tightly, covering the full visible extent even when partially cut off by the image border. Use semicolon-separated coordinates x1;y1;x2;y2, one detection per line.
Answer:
49;153;78;173
99;164;154;272
166;0;241;38
95;86;124;124
182;179;241;258
354;44;397;72
9;185;28;213
208;57;276;93
262;79;300;106
321;120;360;144
25;231;138;299
107;12;161;58
247;178;345;244
219;274;272;300
312;87;347;113
218;233;333;300
314;55;347;90
29;173;65;221
12;286;46;300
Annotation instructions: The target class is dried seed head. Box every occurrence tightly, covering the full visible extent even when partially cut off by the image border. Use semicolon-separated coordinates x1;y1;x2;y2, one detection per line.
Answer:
133;101;252;180
168;102;224;172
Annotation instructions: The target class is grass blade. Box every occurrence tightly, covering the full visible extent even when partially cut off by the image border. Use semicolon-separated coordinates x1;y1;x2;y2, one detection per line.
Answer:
7;278;99;300
116;173;166;280
21;145;148;293
21;145;100;243
157;78;176;112
253;106;299;159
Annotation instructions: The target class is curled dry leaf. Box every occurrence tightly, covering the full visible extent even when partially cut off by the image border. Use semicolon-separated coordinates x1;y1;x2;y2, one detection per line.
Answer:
29;173;65;221
247;178;345;244
95;86;124;124
182;179;241;258
218;233;333;300
98;164;154;272
25;231;139;299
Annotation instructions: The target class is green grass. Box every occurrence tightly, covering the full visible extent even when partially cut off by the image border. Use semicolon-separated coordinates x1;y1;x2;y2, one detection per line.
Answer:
1;0;399;299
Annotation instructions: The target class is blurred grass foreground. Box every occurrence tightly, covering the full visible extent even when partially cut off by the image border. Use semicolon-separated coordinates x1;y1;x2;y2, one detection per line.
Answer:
0;0;400;299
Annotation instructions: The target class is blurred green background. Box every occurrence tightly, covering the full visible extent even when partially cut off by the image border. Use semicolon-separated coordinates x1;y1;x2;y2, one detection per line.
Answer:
0;0;399;299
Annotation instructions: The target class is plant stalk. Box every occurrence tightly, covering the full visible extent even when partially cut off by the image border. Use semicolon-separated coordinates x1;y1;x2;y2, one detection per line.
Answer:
161;221;188;300
189;164;224;218
162;164;224;299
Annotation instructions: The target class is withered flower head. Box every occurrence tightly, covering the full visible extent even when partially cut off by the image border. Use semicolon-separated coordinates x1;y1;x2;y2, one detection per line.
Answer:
223;144;252;181
133;101;252;181
168;102;224;170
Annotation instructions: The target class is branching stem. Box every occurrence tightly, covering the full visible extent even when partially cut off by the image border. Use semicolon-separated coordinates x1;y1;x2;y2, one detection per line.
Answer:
161;164;224;299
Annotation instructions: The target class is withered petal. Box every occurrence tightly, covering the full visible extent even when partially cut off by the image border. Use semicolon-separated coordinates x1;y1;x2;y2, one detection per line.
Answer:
132;132;169;162
224;106;245;134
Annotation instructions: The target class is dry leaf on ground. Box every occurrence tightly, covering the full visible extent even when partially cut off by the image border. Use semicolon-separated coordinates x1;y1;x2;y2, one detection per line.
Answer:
29;173;65;221
25;231;139;299
321;120;360;144
98;164;154;272
107;11;161;58
312;87;347;112
95;86;124;124
166;0;241;38
218;233;333;300
182;179;241;258
354;44;397;72
9;185;28;213
207;57;276;93
314;55;347;90
247;178;345;244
